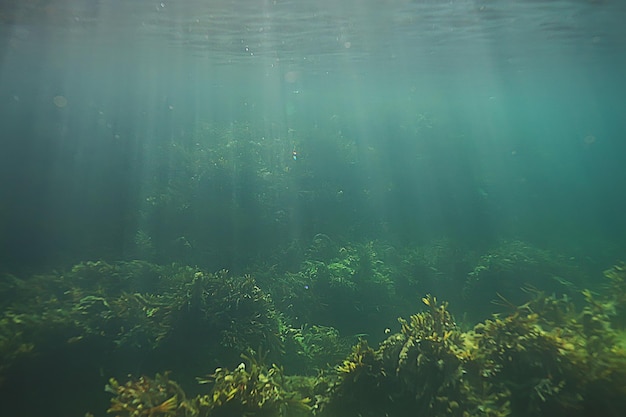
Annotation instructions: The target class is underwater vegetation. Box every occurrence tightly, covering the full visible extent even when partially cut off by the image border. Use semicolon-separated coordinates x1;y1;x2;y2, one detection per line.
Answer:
103;281;626;417
601;262;626;329
322;283;626;417
462;240;588;321
0;258;353;393
265;237;397;336
259;237;585;339
131;121;365;270
0;261;298;383
195;353;312;417
324;295;509;417
1;240;625;417
106;354;312;417
281;324;351;376
106;372;189;417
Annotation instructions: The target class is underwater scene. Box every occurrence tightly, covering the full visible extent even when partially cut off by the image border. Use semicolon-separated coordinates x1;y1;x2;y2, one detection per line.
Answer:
1;0;626;416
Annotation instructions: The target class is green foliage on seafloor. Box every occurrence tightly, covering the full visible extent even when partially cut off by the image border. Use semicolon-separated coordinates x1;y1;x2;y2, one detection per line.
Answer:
99;260;626;417
197;353;313;417
322;295;510;417
263;237;589;337
263;237;399;336
462;240;586;321
106;372;191;417
281;324;351;375
5;248;626;417
106;354;314;417
601;262;626;329
0;260;289;379
0;255;350;382
130;122;298;267
469;290;626;417
320;285;626;417
181;269;285;359
131;121;363;268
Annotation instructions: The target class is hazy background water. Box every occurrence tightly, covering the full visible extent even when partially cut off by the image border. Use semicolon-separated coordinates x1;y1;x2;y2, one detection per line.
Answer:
1;0;625;272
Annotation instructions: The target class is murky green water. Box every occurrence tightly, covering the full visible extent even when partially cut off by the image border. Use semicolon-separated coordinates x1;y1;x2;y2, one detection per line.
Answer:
1;1;625;416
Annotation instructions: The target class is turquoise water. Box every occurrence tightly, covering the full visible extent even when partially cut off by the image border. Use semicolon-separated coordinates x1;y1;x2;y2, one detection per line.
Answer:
1;1;626;416
2;0;625;271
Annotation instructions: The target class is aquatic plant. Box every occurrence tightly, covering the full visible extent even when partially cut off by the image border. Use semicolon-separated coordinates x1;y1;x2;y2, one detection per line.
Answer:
472;304;579;414
6;251;626;417
134;121;307;268
324;295;509;417
196;353;312;417
266;238;398;337
471;288;626;417
602;262;626;329
106;372;193;417
181;270;286;363
323;284;626;417
0;261;290;386
282;324;351;375
106;354;314;417
464;240;585;321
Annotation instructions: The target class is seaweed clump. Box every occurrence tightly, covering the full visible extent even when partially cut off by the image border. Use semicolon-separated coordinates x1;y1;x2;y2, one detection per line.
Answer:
102;267;626;417
323;295;509;417
106;354;313;417
0;261;288;384
463;240;584;321
267;237;398;337
471;287;626;417
197;353;312;417
106;372;191;417
322;285;626;417
602;262;626;329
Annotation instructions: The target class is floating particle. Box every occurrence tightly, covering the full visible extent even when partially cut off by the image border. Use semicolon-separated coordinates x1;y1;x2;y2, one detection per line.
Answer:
53;95;67;108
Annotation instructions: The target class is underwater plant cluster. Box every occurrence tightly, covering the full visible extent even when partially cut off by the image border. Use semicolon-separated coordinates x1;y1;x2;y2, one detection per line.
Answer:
1;238;626;417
